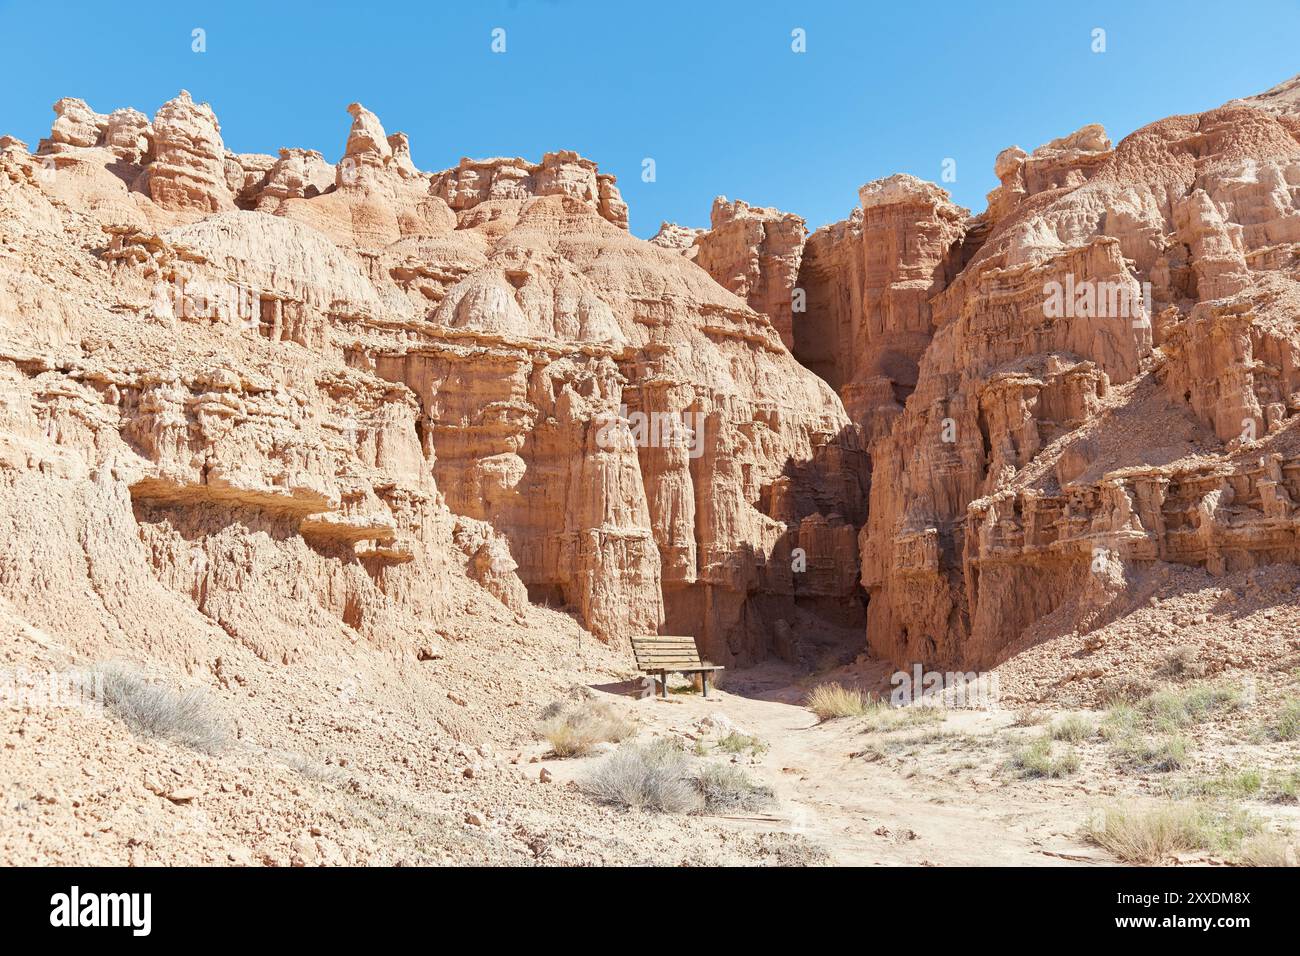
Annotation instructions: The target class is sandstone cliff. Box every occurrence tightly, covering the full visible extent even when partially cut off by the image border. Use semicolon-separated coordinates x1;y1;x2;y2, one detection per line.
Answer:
5;76;1300;691
672;78;1300;675
0;92;866;677
855;96;1300;670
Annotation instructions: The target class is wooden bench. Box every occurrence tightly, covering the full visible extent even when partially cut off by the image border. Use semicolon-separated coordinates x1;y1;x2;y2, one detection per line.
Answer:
630;635;724;699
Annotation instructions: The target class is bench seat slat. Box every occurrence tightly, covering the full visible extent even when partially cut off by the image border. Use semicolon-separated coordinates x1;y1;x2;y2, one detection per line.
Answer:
631;636;722;678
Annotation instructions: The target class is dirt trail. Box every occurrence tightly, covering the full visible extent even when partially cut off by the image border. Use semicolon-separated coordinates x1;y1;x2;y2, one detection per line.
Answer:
612;664;1112;866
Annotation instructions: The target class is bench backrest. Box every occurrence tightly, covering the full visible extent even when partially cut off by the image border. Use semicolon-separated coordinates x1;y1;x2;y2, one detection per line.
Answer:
630;635;705;671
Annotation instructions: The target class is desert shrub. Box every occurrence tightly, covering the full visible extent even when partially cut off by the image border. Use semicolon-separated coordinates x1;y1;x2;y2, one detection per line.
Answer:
1156;645;1207;680
1099;701;1139;741
1142;684;1242;731
1140;735;1190;772
1049;714;1097;742
1083;803;1209;863
536;698;635;758
581;740;702;813
1237;833;1299;867
583;741;779;815
862;704;945;734
1112;733;1190;772
1010;708;1046;727
805;683;870;720
1182;768;1299;804
693;763;775;812
1099;674;1157;705
1176;769;1263;800
1085;802;1264;863
1272;697;1300;741
715;731;768;756
85;663;229;752
1011;736;1079;778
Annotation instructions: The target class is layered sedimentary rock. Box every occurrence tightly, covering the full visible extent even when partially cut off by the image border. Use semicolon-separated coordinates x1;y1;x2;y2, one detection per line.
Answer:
0;93;865;673
648;221;703;257
794;175;968;445
7;74;1299;684
691;198;807;349
148;91;235;212
985;124;1112;227
857;99;1300;670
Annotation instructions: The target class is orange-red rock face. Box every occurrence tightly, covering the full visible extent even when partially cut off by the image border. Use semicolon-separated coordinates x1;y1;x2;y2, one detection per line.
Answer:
793;175;969;446
856;94;1300;670
692;198;807;350
0;93;865;670
5;76;1300;680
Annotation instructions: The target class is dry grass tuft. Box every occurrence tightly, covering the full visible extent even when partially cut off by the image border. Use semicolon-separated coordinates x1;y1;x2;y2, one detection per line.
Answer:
1083;802;1264;863
536;698;635;757
1156;645;1208;681
1272;697;1300;741
805;683;870;721
581;739;702;813
1048;714;1097;742
85;663;230;752
1083;803;1208;863
693;763;775;812
1237;833;1299;867
1011;736;1080;778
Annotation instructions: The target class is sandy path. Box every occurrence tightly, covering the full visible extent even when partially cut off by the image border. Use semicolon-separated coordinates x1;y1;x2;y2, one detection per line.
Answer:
622;666;1111;866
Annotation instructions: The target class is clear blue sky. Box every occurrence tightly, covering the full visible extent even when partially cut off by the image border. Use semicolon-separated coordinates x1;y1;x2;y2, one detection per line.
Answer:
1;0;1296;237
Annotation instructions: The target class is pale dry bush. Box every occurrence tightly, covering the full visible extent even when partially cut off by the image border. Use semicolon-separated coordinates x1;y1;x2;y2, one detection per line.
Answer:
1084;802;1264;864
582;739;702;813
583;740;777;815
805;682;870;720
694;763;775;812
1237;833;1299;867
86;663;230;752
1048;713;1097;742
536;698;635;757
1011;736;1079;778
1156;645;1207;680
1083;803;1209;863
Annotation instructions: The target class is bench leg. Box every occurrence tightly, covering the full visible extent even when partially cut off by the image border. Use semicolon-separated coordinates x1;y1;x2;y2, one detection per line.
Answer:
701;671;709;699
660;670;667;699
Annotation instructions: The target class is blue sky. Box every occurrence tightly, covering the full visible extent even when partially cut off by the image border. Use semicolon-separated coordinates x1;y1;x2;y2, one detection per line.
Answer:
1;0;1296;237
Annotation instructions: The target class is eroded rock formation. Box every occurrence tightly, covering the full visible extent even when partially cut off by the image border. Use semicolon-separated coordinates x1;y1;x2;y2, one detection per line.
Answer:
5;74;1300;683
856;99;1300;670
692;198;807;350
0;93;865;674
794;174;968;445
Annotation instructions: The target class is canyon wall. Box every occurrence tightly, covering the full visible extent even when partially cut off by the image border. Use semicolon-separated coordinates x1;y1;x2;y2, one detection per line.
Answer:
854;93;1300;669
0;92;866;673
4;76;1299;680
677;79;1300;672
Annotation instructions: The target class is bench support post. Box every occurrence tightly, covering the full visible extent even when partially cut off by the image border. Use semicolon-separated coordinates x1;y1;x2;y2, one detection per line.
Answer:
659;670;667;699
701;671;709;699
